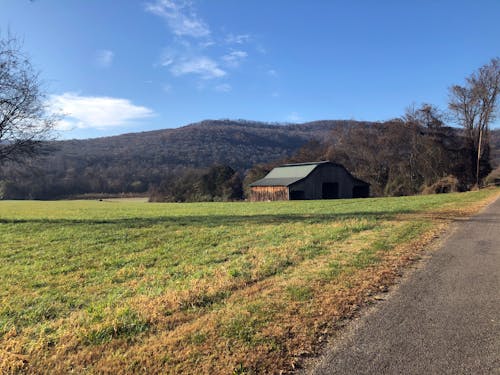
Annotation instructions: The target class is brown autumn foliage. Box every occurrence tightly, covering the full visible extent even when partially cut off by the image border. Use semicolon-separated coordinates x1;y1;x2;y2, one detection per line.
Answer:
246;105;473;197
449;57;500;186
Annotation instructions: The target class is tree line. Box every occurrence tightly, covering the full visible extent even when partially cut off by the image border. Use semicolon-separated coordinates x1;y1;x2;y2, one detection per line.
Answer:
249;59;500;198
149;165;243;202
246;114;472;198
244;56;500;198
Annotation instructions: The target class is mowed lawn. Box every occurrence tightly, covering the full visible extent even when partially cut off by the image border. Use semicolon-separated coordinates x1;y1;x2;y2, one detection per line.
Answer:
0;190;498;374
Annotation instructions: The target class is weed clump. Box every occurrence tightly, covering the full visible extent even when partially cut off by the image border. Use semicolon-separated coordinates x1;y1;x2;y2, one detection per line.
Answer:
82;307;149;345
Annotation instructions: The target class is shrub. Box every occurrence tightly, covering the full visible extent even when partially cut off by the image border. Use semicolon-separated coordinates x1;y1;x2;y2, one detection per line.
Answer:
421;175;461;194
484;167;500;187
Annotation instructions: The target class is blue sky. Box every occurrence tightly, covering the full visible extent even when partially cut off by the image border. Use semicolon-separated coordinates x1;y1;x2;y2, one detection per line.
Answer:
2;0;500;139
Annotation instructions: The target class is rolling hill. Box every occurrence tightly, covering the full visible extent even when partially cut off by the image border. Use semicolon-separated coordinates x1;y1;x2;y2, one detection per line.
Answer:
53;119;352;170
0;119;498;199
0;120;368;199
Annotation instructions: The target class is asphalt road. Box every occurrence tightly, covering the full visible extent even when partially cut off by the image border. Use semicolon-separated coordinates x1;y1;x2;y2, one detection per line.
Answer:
304;197;500;375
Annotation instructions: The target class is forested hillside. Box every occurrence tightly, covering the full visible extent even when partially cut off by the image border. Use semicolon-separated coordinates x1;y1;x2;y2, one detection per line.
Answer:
0;120;366;199
0;119;498;200
248;121;499;197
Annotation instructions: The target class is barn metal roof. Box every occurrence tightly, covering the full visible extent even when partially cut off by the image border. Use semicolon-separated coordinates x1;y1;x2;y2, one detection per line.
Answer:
249;177;304;187
249;161;329;187
249;161;370;187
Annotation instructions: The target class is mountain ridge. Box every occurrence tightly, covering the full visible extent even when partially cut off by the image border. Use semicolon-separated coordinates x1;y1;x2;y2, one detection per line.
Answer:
0;119;498;199
0;119;368;199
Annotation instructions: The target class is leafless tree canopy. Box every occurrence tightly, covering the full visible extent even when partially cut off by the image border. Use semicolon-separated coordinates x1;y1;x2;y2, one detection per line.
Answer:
0;35;56;163
449;58;500;185
243;105;470;197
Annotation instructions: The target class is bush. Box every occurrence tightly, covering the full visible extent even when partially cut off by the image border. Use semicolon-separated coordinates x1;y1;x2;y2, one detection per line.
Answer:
384;174;418;197
421;175;461;194
149;165;243;202
484;167;500;186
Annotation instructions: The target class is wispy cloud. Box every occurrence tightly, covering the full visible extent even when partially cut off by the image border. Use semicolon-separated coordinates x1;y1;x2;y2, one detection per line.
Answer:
267;69;277;77
170;56;226;79
162;83;173;93
95;49;114;68
215;83;232;92
287;112;302;122
159;47;226;80
225;33;251;44
50;93;154;130
146;0;210;38
221;50;247;67
160;53;175;67
146;1;262;85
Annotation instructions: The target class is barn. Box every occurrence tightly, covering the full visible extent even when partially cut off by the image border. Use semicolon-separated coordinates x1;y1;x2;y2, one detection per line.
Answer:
249;161;369;201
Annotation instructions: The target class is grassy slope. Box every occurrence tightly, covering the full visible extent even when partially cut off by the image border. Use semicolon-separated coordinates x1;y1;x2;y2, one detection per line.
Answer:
0;190;498;374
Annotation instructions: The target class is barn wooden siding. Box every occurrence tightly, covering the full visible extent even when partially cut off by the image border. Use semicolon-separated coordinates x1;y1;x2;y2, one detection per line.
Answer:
249;186;288;201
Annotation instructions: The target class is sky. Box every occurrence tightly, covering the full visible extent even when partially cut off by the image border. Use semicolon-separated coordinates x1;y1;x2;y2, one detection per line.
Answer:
1;0;500;139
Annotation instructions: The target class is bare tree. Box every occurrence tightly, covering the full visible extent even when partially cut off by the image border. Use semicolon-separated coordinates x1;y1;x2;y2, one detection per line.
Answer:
404;103;445;129
0;34;57;164
449;58;500;186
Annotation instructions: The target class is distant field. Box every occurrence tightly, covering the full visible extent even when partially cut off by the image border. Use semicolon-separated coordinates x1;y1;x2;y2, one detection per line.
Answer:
0;189;498;374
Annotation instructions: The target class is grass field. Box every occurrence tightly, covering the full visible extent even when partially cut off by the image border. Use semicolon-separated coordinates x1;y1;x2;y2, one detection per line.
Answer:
0;189;498;374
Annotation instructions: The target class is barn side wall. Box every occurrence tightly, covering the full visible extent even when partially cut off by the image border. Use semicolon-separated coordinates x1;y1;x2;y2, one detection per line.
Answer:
249;186;289;201
289;164;369;199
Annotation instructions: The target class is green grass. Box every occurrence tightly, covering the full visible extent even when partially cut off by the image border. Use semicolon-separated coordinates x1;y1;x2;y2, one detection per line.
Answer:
0;189;497;374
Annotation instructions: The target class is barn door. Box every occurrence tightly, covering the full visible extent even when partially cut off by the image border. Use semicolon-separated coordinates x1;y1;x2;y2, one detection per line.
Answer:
352;185;369;198
322;183;339;199
290;190;305;200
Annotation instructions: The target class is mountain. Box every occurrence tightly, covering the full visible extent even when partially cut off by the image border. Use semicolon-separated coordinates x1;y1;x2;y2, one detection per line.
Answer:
0;120;369;199
1;119;498;199
54;119;355;170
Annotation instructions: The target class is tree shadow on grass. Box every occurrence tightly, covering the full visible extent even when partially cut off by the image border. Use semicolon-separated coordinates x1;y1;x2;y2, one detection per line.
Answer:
0;211;417;228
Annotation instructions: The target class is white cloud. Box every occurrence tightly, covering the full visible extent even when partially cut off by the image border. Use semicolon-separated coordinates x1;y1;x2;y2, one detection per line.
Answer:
256;44;267;54
287;112;302;122
170;56;226;79
267;69;277;77
162;83;173;93
55;119;75;131
161;56;175;67
199;40;215;48
50;93;155;130
159;45;187;67
221;50;247;67
215;83;231;92
225;33;250;44
159;42;226;79
146;0;210;38
95;49;114;68
146;1;260;85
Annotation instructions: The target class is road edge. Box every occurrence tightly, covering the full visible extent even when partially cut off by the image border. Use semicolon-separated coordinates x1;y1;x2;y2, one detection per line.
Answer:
296;192;500;374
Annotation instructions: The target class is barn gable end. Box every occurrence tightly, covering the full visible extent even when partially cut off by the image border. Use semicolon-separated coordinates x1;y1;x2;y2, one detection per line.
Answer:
249;161;369;201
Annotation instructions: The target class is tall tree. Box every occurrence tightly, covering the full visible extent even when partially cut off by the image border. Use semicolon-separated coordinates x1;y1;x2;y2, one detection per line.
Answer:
0;34;56;164
449;58;500;186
